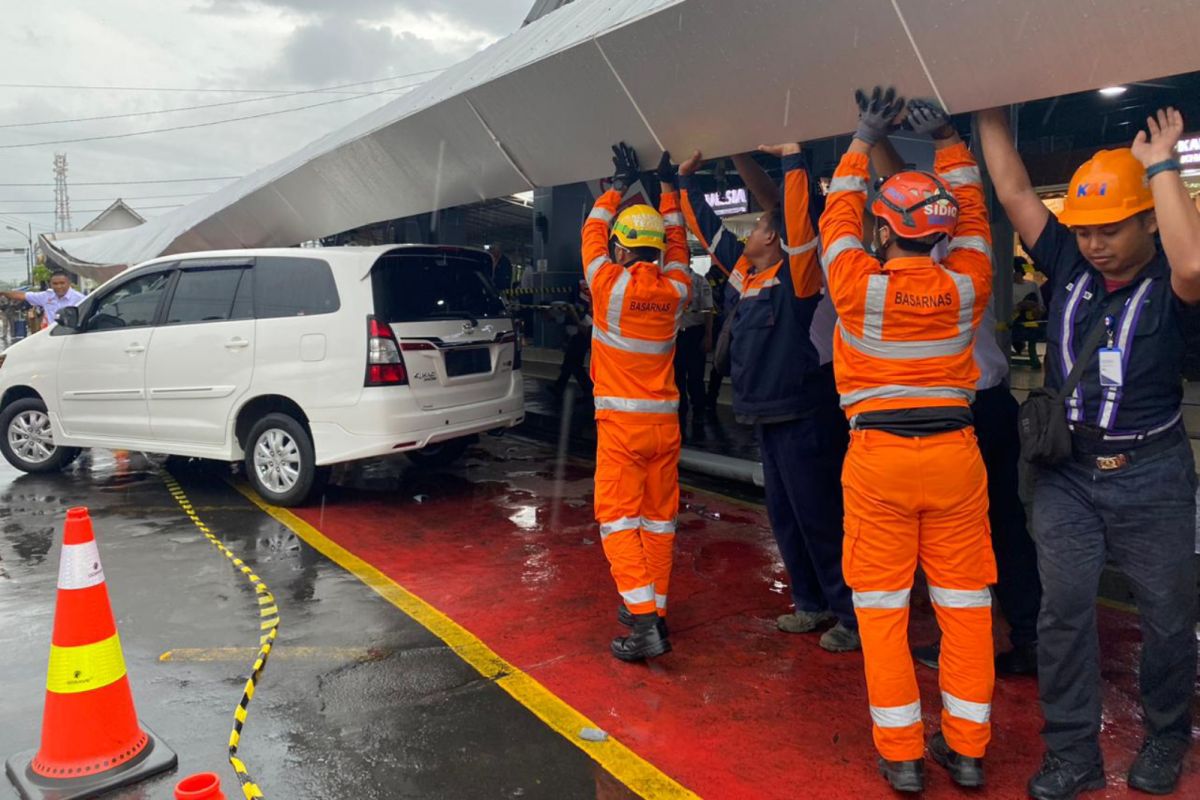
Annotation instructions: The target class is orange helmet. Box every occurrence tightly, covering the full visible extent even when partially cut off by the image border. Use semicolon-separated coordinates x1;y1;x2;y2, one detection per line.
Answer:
1058;148;1154;227
871;171;959;240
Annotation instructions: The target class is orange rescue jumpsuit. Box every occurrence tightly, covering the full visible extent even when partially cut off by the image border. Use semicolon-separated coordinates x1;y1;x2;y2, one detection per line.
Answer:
819;143;997;761
583;189;692;618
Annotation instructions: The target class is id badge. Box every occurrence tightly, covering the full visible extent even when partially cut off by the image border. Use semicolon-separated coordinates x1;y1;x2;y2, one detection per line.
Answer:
1098;347;1124;387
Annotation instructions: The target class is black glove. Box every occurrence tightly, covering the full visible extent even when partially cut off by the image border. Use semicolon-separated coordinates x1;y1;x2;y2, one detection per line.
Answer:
853;86;905;146
905;98;954;139
610;142;641;193
655;151;678;185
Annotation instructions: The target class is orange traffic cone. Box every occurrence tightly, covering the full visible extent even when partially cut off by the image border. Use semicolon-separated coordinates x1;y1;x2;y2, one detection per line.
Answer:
5;507;177;799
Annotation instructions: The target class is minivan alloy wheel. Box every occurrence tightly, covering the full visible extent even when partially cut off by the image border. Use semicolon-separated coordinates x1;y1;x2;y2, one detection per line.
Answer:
253;428;301;494
8;409;55;464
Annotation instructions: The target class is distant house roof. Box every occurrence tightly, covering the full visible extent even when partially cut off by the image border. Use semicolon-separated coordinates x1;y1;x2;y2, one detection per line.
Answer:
40;200;147;282
80;199;146;233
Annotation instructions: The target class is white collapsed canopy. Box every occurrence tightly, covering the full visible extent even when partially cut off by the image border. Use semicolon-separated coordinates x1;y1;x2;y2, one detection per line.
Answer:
43;0;1200;270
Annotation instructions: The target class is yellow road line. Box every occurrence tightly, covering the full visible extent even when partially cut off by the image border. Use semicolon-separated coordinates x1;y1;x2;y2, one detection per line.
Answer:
229;479;698;800
160;647;388;663
163;471;275;800
1096;597;1138;614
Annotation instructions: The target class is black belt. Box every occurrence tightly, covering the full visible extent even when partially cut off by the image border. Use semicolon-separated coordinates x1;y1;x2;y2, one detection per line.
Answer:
1071;429;1184;471
852;407;973;437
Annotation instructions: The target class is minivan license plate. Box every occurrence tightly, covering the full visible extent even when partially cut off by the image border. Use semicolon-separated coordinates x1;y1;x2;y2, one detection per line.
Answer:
445;347;490;377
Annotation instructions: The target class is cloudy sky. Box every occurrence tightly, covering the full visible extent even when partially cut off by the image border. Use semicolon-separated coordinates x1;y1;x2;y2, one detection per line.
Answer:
0;0;532;281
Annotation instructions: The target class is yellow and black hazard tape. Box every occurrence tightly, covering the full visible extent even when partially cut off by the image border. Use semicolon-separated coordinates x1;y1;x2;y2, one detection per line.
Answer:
161;469;277;800
501;285;575;298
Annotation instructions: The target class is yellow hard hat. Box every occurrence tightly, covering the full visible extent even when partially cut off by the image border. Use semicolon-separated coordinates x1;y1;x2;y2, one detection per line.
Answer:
612;204;665;252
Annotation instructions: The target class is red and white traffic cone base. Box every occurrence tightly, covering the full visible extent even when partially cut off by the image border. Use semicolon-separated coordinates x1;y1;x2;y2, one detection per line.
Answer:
4;507;177;799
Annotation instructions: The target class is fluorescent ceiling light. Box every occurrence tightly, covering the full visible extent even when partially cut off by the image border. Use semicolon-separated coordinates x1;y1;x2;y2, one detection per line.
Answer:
1099;86;1127;96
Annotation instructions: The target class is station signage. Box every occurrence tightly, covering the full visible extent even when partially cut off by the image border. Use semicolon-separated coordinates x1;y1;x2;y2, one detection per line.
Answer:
704;187;749;217
1176;133;1200;168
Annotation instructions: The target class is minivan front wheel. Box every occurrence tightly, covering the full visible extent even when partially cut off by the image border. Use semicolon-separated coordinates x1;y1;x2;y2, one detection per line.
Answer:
0;397;80;473
245;413;326;506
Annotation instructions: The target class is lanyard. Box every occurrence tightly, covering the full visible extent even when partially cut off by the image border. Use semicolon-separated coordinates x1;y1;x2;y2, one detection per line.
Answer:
1060;277;1154;429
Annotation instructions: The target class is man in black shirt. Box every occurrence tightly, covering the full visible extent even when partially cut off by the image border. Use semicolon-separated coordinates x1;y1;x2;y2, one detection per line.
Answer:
979;106;1200;800
490;243;513;292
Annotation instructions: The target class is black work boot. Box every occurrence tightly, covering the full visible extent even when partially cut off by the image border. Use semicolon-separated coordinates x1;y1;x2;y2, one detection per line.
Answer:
929;731;984;788
1128;736;1188;795
878;757;924;793
911;641;940;670
995;642;1038;676
611;612;671;662
616;604;668;637
1027;752;1105;800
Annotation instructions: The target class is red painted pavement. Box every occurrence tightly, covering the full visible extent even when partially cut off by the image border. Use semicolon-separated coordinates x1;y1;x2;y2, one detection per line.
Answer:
297;442;1199;799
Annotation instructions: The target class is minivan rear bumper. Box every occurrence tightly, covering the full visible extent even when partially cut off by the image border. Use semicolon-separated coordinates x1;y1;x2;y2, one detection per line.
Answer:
308;373;525;465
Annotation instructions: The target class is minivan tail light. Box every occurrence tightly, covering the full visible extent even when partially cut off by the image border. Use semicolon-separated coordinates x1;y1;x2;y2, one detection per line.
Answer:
366;316;407;386
507;324;523;370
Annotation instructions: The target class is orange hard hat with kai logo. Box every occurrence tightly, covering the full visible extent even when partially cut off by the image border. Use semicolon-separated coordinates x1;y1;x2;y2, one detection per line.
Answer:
1058;148;1154;227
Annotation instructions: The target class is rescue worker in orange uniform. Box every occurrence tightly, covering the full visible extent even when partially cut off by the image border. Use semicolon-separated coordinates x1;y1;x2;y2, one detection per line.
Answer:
583;142;692;662
820;88;995;792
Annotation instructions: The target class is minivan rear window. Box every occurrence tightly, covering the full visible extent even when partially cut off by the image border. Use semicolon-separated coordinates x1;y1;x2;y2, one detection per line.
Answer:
254;256;339;318
371;252;507;323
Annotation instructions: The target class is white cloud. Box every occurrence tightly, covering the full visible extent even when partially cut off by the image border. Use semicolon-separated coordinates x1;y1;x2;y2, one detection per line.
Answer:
0;0;529;243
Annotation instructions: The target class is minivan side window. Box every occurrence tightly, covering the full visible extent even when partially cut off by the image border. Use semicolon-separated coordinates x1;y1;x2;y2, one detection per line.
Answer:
87;271;173;331
253;257;339;318
166;268;249;324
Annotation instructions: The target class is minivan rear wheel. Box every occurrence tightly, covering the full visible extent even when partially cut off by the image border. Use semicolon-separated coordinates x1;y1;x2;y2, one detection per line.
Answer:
0;397;80;473
244;413;327;506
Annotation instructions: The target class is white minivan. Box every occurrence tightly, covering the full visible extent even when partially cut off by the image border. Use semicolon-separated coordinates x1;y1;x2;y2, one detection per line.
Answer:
0;246;524;505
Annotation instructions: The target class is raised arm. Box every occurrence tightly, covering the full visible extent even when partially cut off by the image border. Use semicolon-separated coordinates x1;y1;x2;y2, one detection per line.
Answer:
870;136;905;178
820;88;907;310
975;107;1050;248
731;152;780;212
935;139;993;308
659;183;693;304
583;142;643;289
581;188;622;290
820;145;876;293
677;150;745;276
1130;107;1200;303
759;143;822;299
902;98;995;315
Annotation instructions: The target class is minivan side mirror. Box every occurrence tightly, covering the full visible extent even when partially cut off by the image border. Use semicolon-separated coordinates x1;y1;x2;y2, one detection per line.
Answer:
56;306;80;330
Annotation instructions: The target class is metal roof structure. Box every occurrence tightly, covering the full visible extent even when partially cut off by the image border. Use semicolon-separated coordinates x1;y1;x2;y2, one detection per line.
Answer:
41;0;1200;272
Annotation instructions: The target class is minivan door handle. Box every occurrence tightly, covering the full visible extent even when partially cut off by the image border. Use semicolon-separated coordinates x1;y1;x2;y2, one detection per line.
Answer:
124;343;145;355
224;337;250;350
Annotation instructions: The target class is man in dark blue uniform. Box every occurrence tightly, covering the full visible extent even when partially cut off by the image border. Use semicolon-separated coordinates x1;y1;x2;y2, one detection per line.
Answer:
677;148;858;653
979;105;1200;800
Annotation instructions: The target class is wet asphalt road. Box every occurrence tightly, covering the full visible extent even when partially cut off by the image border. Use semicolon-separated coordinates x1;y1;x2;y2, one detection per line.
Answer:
0;450;626;800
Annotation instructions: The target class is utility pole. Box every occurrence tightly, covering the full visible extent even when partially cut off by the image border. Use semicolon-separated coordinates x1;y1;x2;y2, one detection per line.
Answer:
4;224;33;285
53;153;72;232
